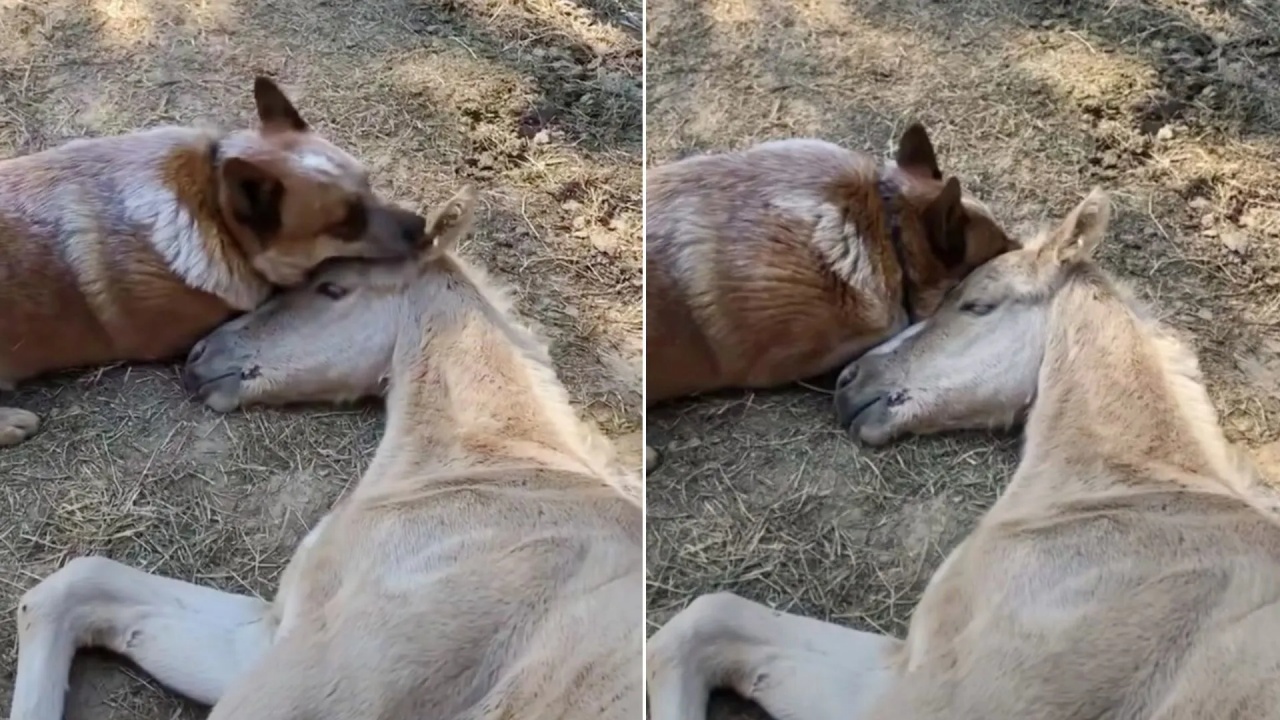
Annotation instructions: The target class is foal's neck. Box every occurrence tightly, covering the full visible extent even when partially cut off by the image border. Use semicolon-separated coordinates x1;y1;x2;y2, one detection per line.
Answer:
1015;271;1243;499
364;273;611;493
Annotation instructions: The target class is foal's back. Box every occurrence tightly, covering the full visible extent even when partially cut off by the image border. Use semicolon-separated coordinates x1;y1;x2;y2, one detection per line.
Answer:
275;464;643;720
880;485;1280;719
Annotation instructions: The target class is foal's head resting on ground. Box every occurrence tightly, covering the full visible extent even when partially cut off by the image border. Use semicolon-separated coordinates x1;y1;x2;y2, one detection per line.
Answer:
834;187;1112;445
182;186;479;412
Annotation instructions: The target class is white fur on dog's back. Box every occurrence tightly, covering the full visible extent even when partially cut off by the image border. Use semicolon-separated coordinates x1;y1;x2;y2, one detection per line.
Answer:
0;127;269;311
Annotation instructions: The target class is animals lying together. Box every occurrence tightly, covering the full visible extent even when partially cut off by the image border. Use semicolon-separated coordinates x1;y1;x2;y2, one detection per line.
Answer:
4;79;641;720
645;123;1015;469
7;73;1275;719
648;129;1280;718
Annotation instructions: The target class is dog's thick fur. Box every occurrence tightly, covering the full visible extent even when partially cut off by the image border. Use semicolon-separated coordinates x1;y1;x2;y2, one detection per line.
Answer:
645;124;1016;404
0;76;425;446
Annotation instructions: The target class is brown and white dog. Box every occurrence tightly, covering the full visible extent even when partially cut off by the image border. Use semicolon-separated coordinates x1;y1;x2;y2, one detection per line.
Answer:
646;123;1017;404
0;77;427;447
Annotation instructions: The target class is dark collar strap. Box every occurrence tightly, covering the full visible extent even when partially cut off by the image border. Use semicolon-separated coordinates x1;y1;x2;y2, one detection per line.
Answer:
876;172;916;325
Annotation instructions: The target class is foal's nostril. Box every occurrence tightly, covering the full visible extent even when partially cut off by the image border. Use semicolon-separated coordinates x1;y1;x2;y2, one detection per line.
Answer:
836;363;860;392
188;338;209;365
180;366;201;395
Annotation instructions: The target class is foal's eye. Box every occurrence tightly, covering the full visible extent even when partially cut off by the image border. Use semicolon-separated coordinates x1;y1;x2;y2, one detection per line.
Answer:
959;301;996;316
316;282;348;300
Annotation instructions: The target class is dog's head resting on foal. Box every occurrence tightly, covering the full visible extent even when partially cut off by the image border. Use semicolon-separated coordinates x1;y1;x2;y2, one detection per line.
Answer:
874;123;1019;321
186;185;630;485
216;77;427;286
184;186;483;412
835;188;1122;445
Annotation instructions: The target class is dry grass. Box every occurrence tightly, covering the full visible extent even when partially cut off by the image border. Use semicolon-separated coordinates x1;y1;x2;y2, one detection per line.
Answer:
646;0;1280;717
0;0;640;717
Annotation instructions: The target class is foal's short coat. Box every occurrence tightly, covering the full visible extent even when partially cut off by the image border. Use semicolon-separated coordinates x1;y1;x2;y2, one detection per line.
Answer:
650;189;1280;719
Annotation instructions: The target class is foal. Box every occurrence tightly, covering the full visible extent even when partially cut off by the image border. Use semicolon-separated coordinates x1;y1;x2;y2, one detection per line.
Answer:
11;187;643;720
649;189;1280;719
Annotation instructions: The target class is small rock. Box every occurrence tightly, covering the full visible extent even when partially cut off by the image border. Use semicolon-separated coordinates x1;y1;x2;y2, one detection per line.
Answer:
532;129;552;145
1156;125;1175;141
1221;229;1250;254
589;228;618;254
571;215;588;231
1200;213;1216;228
1188;196;1210;211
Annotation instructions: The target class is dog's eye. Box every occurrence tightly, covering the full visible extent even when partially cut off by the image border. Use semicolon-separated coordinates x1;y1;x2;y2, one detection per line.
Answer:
316;282;348;300
959;301;996;316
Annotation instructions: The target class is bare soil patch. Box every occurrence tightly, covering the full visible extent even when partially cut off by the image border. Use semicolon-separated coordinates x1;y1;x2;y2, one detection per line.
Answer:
646;0;1280;716
0;0;641;716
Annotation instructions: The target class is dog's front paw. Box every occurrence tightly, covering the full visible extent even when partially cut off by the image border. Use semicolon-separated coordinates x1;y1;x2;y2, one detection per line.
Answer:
0;408;40;446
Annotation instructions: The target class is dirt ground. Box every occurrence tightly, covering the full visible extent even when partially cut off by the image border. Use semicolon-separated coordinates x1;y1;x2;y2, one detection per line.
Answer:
0;0;640;716
646;0;1280;716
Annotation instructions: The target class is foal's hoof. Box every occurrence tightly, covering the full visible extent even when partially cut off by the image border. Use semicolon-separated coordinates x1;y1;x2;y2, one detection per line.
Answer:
0;408;40;446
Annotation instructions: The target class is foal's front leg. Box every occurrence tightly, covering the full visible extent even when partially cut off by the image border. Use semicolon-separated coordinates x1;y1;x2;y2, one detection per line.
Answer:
647;592;901;720
10;556;276;720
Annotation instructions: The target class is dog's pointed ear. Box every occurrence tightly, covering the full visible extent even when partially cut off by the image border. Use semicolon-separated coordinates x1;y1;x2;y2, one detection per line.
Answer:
220;157;285;240
1040;187;1110;266
895;123;943;181
922;177;968;266
253;77;308;133
422;186;479;261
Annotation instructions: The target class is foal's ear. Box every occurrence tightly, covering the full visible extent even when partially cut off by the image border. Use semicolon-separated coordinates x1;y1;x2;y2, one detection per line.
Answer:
1042;187;1110;265
422;185;479;261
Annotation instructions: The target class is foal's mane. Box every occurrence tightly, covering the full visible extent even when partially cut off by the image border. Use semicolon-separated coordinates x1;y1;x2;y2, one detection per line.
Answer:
1050;262;1261;495
426;250;641;504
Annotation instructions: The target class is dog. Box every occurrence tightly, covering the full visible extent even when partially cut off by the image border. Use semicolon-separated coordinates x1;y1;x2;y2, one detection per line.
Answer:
0;76;426;447
646;123;1017;403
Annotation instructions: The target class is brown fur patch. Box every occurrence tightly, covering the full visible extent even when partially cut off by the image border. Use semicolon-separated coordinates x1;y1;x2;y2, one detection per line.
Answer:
646;137;1016;402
